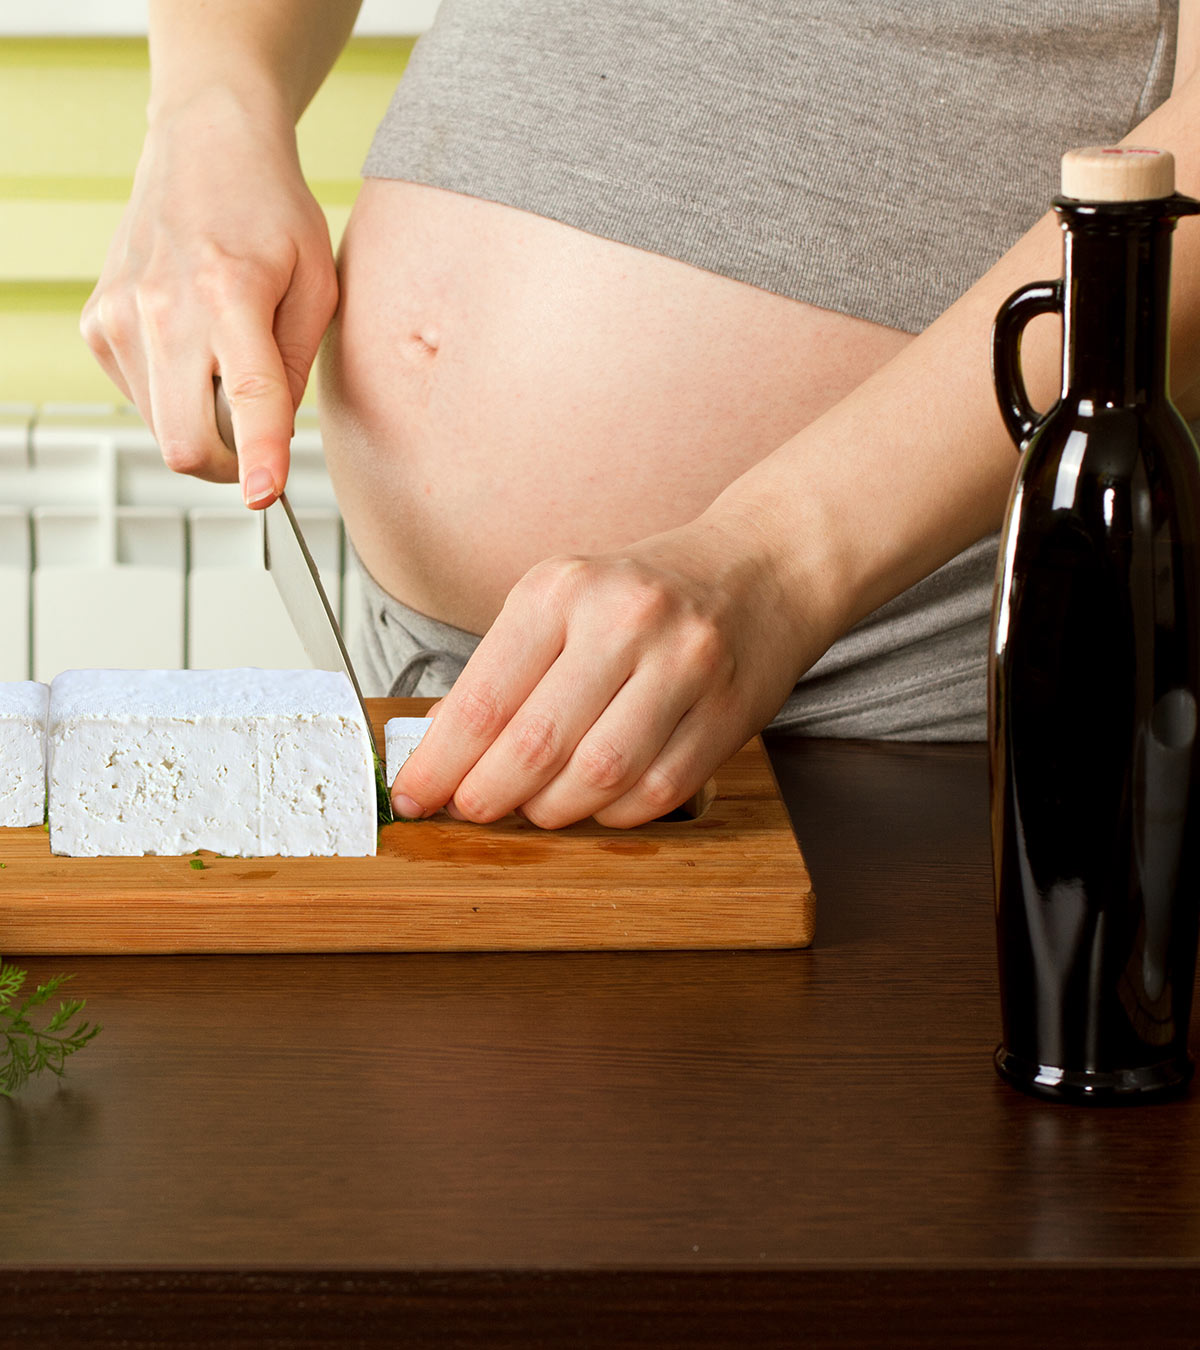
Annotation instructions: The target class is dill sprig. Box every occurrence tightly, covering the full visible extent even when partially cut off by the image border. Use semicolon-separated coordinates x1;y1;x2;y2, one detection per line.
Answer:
374;749;394;826
0;958;101;1096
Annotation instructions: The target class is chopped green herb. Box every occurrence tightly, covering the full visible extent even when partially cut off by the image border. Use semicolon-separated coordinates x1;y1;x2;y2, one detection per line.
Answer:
374;751;394;826
1;958;100;1096
189;858;206;871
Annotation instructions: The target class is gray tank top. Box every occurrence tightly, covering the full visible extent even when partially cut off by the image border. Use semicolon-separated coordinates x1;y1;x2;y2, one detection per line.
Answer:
358;0;1179;740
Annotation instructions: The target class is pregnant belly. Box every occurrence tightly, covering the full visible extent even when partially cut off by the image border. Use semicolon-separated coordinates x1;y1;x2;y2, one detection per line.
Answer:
318;179;912;636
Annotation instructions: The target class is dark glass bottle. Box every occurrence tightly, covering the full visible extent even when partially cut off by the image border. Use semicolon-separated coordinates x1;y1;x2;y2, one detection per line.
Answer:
990;147;1200;1103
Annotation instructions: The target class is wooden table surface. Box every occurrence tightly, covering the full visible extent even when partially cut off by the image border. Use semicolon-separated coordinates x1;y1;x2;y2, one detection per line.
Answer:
5;737;1200;1347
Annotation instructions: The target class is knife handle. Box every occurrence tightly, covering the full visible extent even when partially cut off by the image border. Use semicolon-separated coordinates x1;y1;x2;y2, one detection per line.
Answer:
213;377;236;453
670;777;717;822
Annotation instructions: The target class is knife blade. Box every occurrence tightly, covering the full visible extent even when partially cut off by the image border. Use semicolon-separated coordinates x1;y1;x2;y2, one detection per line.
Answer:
213;379;393;824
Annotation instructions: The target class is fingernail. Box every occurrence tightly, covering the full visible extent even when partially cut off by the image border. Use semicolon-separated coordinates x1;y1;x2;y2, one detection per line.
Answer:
392;792;425;820
243;467;276;505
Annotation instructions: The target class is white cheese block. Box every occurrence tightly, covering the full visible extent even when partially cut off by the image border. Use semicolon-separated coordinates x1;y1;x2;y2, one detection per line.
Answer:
48;669;376;857
385;716;433;794
0;681;50;827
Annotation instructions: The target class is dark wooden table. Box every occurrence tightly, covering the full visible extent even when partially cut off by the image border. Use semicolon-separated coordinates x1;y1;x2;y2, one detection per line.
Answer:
5;737;1200;1347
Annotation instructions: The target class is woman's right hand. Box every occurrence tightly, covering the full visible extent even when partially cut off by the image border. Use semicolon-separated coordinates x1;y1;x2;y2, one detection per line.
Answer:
80;86;339;508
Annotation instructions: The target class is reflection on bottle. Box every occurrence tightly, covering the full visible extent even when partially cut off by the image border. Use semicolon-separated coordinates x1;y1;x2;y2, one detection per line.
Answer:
1134;688;1196;1006
1017;800;1088;1075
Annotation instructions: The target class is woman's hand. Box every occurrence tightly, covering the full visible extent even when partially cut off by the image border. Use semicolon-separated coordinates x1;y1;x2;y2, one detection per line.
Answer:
80;86;338;508
389;509;812;829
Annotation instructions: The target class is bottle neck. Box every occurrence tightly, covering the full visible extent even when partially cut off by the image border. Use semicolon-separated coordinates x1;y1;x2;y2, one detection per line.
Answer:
1061;208;1175;408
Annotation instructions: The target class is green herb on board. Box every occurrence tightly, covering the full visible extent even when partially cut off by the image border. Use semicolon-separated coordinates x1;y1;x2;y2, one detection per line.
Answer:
189;858;206;870
374;750;394;826
0;958;101;1096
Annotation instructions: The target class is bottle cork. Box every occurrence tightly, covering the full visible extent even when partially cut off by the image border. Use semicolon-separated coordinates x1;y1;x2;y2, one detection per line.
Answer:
1060;146;1175;202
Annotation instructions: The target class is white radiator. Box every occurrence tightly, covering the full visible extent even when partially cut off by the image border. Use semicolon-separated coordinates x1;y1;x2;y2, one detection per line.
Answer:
0;403;364;683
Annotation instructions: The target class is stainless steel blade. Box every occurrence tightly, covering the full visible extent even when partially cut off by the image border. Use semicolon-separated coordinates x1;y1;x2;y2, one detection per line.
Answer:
261;494;363;687
213;380;391;820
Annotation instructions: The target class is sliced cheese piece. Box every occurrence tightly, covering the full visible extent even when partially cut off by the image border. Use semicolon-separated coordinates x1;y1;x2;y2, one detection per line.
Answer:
385;716;433;793
48;668;376;857
0;681;50;827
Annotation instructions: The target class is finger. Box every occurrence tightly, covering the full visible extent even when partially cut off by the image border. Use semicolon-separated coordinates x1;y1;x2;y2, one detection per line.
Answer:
82;279;158;427
142;337;241;484
389;582;570;818
92;345;136;406
122;265;237;483
82;268;215;462
79;292;136;405
511;664;704;829
589;700;732;830
105;341;159;449
211;326;296;508
441;641;642;824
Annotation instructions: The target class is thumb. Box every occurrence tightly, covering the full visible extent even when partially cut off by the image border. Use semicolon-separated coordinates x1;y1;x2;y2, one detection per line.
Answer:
211;351;292;510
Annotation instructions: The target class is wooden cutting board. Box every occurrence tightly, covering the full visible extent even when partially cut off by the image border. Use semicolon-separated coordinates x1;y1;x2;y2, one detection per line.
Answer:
0;698;813;953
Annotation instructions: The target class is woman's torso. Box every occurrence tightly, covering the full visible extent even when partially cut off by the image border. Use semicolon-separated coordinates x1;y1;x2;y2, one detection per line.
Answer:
318;0;1177;725
321;176;914;634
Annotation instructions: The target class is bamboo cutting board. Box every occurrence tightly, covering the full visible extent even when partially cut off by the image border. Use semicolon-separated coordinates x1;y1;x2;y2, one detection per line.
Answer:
0;698;813;954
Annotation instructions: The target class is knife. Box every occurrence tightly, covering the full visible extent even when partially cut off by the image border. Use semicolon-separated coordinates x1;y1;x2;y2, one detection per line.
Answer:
213;379;394;824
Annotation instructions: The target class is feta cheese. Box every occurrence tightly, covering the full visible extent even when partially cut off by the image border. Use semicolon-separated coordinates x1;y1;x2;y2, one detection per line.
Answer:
48;669;376;857
0;681;50;827
385;716;433;791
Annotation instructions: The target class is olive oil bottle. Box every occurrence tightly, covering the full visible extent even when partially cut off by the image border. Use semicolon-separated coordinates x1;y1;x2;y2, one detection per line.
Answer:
990;147;1200;1102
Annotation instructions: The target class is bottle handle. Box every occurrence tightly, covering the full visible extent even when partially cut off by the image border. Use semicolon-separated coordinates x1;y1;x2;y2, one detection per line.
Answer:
991;280;1064;451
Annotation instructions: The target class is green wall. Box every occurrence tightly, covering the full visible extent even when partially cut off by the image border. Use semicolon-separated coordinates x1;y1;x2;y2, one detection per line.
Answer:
0;37;411;405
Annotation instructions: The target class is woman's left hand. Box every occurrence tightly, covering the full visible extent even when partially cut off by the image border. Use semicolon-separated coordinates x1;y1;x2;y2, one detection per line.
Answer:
388;509;812;829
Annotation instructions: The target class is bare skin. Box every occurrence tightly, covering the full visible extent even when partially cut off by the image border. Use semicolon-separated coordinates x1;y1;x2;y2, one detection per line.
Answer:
84;1;1200;829
319;180;913;635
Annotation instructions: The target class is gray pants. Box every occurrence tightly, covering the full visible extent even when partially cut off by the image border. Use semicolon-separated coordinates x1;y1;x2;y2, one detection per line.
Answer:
352;552;482;699
349;538;997;741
